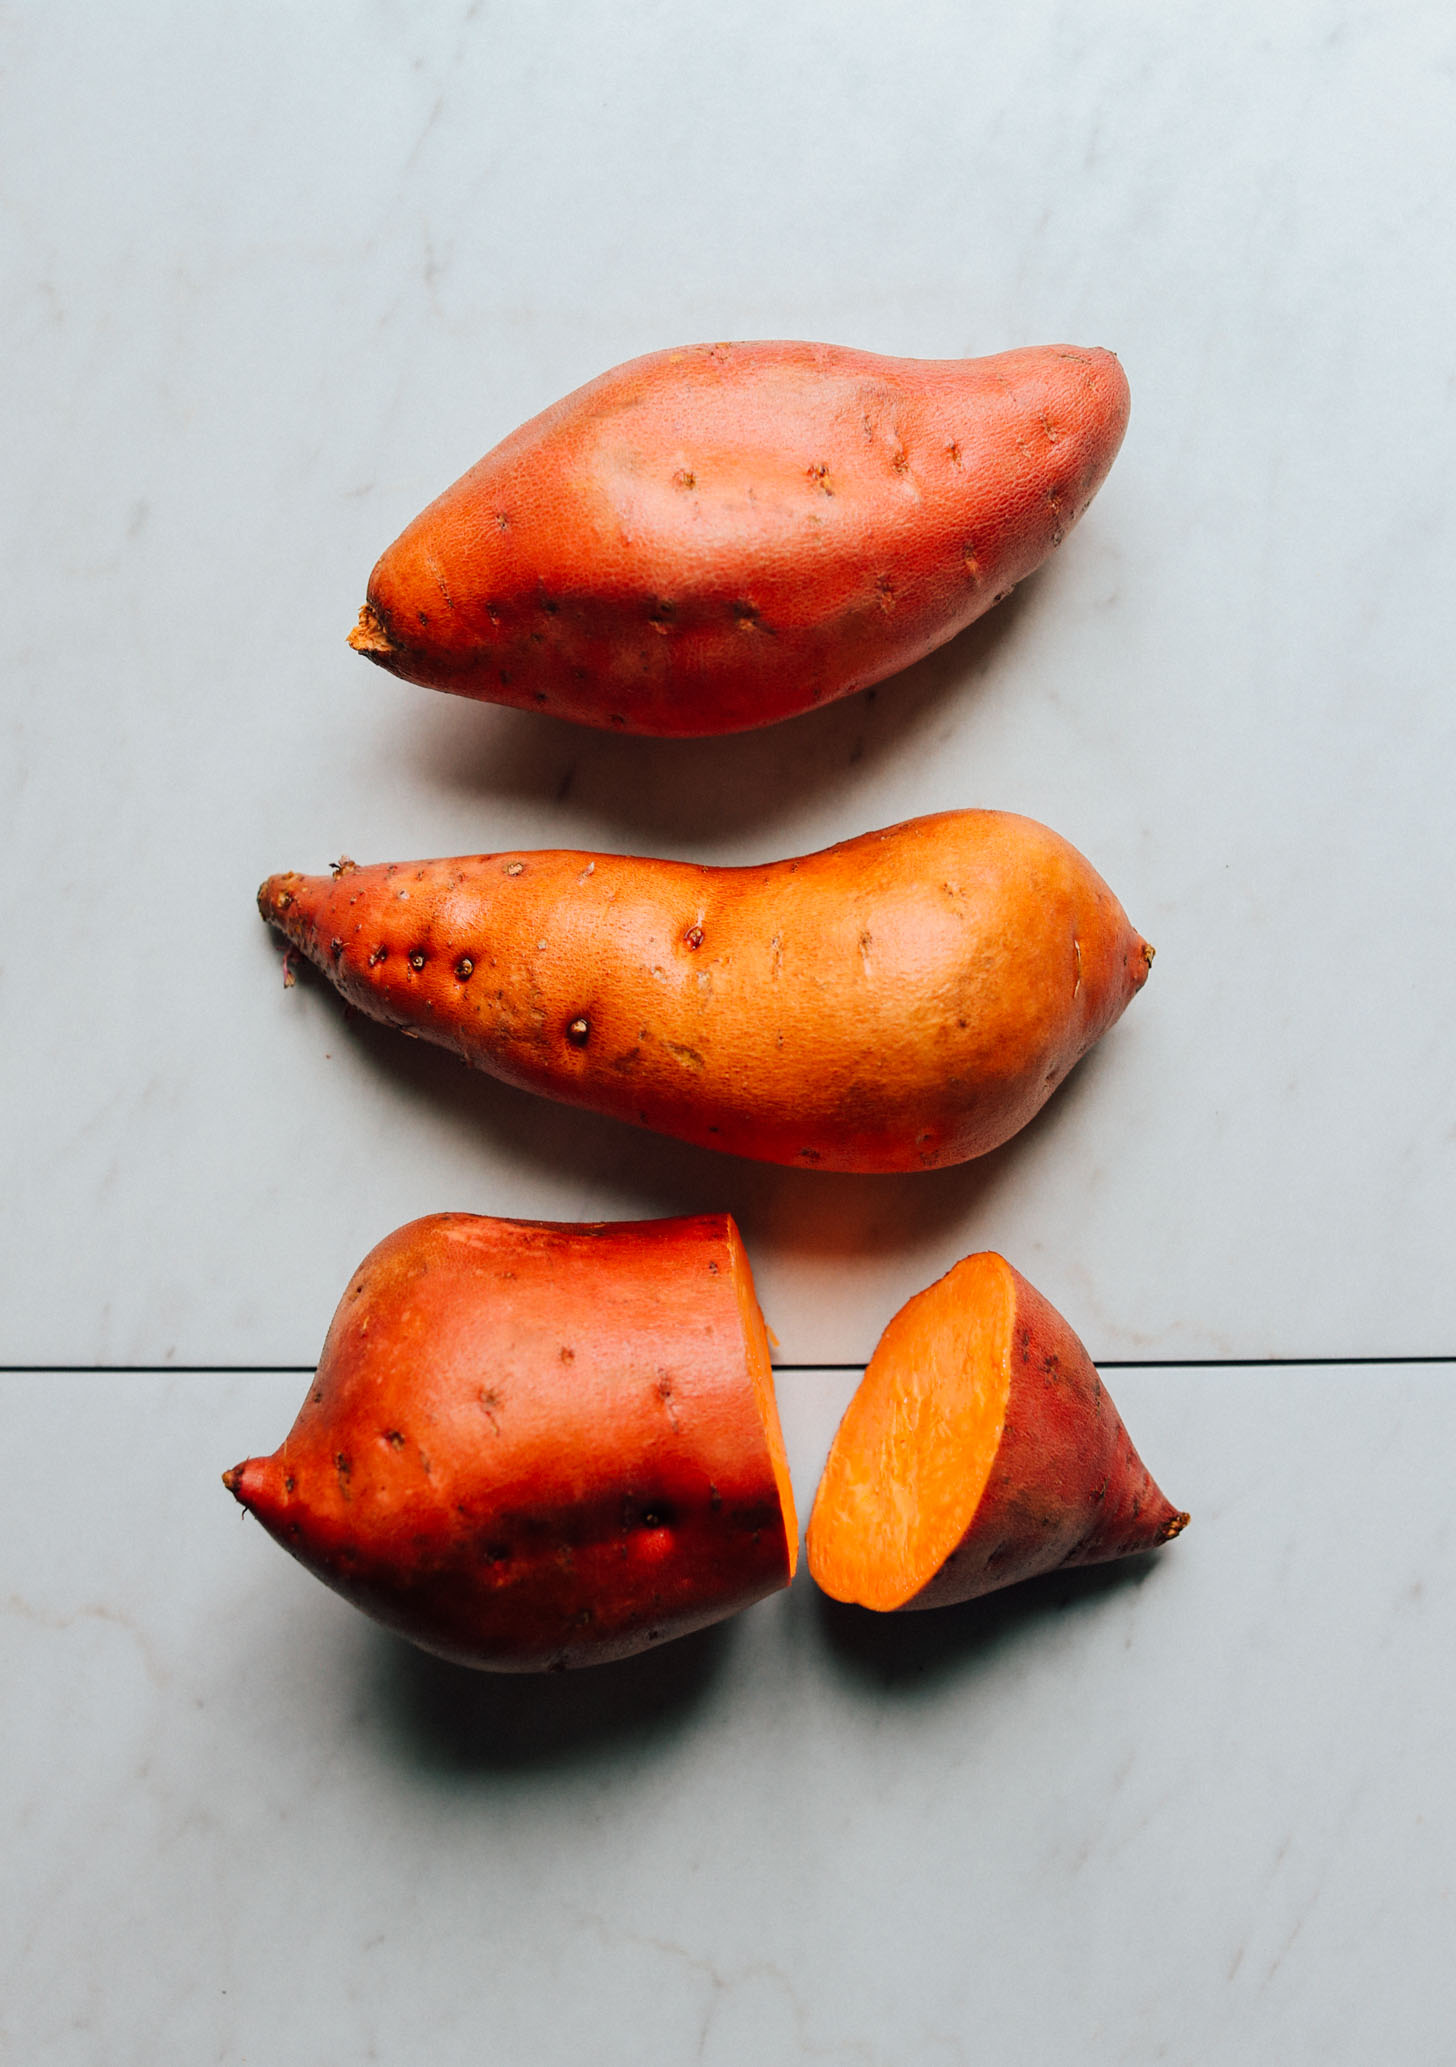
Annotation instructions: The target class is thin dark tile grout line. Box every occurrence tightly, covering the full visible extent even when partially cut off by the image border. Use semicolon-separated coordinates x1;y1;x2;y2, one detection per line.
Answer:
3;1355;1455;1375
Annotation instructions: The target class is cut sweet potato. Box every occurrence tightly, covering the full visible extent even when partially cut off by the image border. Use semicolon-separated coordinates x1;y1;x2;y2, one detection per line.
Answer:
224;1212;796;1671
807;1254;1186;1611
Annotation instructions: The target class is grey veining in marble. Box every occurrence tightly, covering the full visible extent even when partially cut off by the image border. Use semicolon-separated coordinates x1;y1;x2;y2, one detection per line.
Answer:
3;0;1454;1362
4;1364;1455;2065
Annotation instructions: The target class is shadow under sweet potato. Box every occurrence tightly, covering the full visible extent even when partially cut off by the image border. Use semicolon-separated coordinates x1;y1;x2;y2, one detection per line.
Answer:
277;941;1124;1281
392;574;1042;850
366;1613;736;1773
805;1551;1168;1695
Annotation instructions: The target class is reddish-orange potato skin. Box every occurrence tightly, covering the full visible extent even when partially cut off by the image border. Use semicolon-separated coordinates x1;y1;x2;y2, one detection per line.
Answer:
808;1255;1187;1610
258;812;1152;1174
223;1213;796;1672
350;340;1131;735
908;1264;1185;1607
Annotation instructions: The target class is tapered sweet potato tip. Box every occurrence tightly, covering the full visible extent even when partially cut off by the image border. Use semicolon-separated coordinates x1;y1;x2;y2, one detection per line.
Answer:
807;1254;1186;1612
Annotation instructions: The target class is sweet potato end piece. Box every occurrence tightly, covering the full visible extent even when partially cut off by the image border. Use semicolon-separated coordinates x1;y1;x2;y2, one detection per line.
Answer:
806;1253;1014;1610
808;1254;1188;1614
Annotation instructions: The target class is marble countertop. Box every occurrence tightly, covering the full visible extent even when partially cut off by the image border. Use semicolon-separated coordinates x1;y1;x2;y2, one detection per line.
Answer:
3;2;1454;2058
6;1364;1455;2064
4;0;1453;1366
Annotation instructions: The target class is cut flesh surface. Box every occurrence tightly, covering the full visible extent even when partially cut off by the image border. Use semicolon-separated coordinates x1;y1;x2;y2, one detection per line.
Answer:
728;1218;799;1577
807;1253;1015;1610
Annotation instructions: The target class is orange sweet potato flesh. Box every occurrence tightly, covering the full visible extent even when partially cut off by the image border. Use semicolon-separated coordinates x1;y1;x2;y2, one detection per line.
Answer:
223;1212;797;1672
807;1254;1186;1610
257;812;1152;1174
348;340;1130;735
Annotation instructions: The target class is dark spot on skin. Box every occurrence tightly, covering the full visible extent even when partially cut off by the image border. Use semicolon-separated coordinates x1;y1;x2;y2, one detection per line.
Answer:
485;1542;510;1565
673;469;695;489
684;925;704;950
417;610;429;625
566;1017;590;1046
384;1430;405;1449
311;1388;323;1404
455;956;474;979
541;597;558;615
335;1453;351;1477
496;512;509;530
707;1260;719;1273
560;1346;574;1363
807;461;832;494
330;938;343;958
368;946;387;967
408;950;426;971
610;713;626;727
283;1475;295;1494
798;1147;822;1163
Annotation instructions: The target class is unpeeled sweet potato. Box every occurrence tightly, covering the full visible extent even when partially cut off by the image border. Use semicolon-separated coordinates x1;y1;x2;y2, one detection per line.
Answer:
807;1253;1187;1611
223;1212;797;1671
258;811;1152;1173
348;340;1130;735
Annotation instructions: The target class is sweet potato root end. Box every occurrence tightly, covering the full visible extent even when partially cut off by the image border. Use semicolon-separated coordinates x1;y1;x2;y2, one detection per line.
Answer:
347;601;395;659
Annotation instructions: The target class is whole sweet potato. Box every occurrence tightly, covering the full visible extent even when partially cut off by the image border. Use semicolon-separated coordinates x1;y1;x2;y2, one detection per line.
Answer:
348;340;1130;735
807;1253;1187;1611
258;812;1152;1173
224;1212;797;1671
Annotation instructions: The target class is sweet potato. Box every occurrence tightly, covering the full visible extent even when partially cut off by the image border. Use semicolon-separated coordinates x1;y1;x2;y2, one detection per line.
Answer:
258;811;1152;1173
806;1253;1187;1611
348;339;1130;735
223;1212;797;1671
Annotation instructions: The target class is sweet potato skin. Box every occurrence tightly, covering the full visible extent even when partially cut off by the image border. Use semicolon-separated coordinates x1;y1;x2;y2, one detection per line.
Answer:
806;1254;1187;1611
350;340;1130;735
223;1213;796;1671
258;812;1152;1174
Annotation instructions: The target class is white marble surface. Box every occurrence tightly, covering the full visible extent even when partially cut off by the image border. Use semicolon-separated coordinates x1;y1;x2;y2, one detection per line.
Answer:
4;1362;1454;2064
4;0;1455;1364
